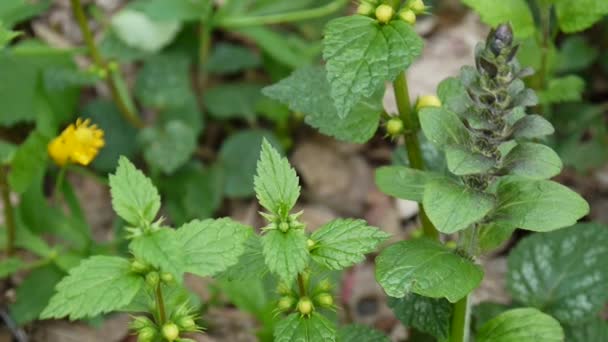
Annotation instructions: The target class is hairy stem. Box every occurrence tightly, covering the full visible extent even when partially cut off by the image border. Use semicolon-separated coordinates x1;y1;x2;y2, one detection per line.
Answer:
217;0;348;28
392;72;439;240
69;0;144;128
0;167;15;256
155;282;167;324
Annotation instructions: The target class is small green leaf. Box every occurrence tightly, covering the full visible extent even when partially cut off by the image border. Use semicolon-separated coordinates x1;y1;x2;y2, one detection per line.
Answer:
109;156;161;226
262;66;382;143
478;222;517;252
501;143;562;179
537;75;585;104
555;0;608;33
423;179;495;234
130;229;185;280
507;224;608;323
111;9;180;52
419;107;471;147
10;264;63;325
135;53;193;110
254;139;300;217
375;238;484;302
476;308;563;342
206;42;261;75
8;131;48;193
491;176;589;232
337;324;389;342
139;120;197;174
0;257;24;278
41;256;144;320
310;219;389;270
262;229;308;282
510;114;554;139
375;166;446;202
204;83;263;120
275;313;336;342
177;218;252;277
323;16;423;118
445;145;496;175
219;129;282;198
462;0;536;38
437;76;472;114
564;318;608;342
388;294;452;340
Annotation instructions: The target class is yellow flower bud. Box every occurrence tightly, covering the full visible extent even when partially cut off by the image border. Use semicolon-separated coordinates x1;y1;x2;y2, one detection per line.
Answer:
145;272;160;287
386;117;404;136
375;4;394;24
357;2;375;16
130;260;148;274
315;293;334;307
416;95;442;110
162;323;180;341
137;327;156;342
316;279;332;292
178;317;196;331
399;9;416;25
409;0;426;13
277;296;295;311
160;272;174;284
297;297;314;315
306;238;316;249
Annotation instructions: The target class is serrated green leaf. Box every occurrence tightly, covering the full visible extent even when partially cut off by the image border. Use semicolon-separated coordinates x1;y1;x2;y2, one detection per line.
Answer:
507;224;608;323
219;129;282;198
476;308;563;342
445;145;496;175
206;42;261;75
388;294;452;340
262;229;308;282
204;83;263;120
555;0;608;33
275;313;336;342
139;120;197;174
419;107;471;147
220;233;268;281
310;219;389;270
111;9;180;52
323;16;423;118
423;179;495;234
375;238;484;302
0;257;23;278
109;156;161;226
10;264;63;325
337;324;389;342
510;114;554;139
262;66;382;143
491;176;589;232
537;75;585;104
375;166;446;202
254;139;300;217
122;281;197;314
501;143;562;179
8;131;48;193
129;228;185;280
462;0;535;38
41;256;144;320
564;318;608;342
177;218;252;277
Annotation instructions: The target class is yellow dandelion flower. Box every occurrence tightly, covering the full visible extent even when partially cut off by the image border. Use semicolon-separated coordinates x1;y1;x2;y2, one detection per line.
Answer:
48;118;105;166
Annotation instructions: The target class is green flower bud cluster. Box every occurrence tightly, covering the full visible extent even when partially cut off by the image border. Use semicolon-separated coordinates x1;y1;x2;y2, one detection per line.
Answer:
261;211;305;233
357;1;427;25
130;259;175;287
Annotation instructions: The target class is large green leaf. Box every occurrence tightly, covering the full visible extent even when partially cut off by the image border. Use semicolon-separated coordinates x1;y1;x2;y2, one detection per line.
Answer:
564;318;608;342
10;264;64;324
507;224;608;323
262;66;382;143
476;308;563;342
323;16;422;118
337;324;389;342
423;179;495;234
41;256;144;320
220;234;268;281
310;219;389;270
134;53;193;110
491;176;589;232
109;156;161;227
419;107;471;148
139;120;197;174
274;313;336;342
111;9;180;52
129;228;185;280
177;218;252;277
537;75;585;104
510;114;554;139
262;229;308;282
8;131;48;193
204;83;263;120
375;238;484;302
555;0;608;33
0;0;50;28
388;294;452;340
462;0;535;38
445;145;496;175
375;166;445;202
206;42;261;75
501;143;562;179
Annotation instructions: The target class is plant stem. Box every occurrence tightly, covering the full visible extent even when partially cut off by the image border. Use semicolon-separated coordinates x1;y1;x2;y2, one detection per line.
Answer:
536;2;551;116
392;71;439;240
217;0;348;28
197;21;212;112
0;167;15;256
53;166;67;202
69;0;144;128
450;295;471;342
297;273;307;297
155;282;167;324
